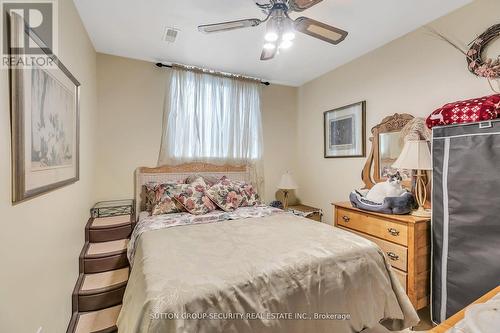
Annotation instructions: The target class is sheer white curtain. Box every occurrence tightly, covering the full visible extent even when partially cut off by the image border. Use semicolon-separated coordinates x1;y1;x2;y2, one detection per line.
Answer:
158;67;264;189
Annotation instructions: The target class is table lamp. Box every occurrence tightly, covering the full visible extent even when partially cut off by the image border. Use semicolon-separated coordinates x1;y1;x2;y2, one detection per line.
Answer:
278;172;298;210
392;140;432;217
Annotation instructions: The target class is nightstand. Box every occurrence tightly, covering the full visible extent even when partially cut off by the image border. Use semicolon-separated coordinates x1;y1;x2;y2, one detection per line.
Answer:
288;204;322;222
332;201;431;310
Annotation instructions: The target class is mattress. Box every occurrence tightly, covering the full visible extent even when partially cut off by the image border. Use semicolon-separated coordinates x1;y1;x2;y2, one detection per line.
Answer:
118;207;418;333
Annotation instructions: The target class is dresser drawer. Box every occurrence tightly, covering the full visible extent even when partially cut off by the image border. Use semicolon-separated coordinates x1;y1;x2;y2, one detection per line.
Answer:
347;229;408;272
393;268;407;292
333;202;430;310
336;208;408;246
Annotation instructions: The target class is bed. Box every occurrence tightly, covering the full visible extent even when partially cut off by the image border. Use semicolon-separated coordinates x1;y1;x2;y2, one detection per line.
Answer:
117;163;419;333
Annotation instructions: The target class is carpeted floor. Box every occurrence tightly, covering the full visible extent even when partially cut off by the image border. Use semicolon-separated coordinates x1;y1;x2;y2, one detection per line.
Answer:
363;307;434;333
414;307;434;331
363;326;427;333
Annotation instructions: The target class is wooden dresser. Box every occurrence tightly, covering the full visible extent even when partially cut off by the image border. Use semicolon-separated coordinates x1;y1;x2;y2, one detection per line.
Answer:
332;202;431;310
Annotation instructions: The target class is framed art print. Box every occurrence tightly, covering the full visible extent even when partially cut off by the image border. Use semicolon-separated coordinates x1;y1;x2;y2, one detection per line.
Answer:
324;101;366;158
9;12;80;203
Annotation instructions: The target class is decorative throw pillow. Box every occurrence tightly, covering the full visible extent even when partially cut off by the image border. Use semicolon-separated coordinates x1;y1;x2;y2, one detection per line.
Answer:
185;174;220;187
206;176;245;212
426;94;500;129
238;182;261;207
150;182;187;216
173;177;217;215
143;183;159;213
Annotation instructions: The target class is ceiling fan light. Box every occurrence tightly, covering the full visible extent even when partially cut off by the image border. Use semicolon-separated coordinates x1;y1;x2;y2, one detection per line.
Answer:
265;15;280;42
279;40;293;49
264;32;279;42
282;32;295;41
282;18;295;41
263;42;276;50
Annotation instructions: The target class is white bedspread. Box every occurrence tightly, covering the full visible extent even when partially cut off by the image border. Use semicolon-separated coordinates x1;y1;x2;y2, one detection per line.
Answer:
118;208;418;333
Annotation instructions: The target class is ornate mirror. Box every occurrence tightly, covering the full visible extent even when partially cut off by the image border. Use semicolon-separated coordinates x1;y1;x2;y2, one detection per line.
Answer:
362;113;414;189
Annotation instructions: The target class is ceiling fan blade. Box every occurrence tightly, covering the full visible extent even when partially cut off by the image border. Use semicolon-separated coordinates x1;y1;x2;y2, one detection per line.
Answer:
289;0;323;12
260;46;277;61
294;17;348;45
198;19;261;33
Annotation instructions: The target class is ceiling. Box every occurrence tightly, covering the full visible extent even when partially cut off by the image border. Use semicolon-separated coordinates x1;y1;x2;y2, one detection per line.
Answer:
73;0;471;86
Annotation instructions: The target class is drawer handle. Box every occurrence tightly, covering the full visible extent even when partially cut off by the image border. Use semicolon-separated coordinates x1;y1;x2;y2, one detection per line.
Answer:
342;216;350;223
387;228;400;236
387;252;399;261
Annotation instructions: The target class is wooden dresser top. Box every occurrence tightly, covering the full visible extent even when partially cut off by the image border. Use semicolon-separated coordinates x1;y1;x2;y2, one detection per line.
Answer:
332;201;430;224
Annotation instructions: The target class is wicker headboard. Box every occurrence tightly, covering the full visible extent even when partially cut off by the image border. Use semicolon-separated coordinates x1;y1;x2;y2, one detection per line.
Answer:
134;162;250;220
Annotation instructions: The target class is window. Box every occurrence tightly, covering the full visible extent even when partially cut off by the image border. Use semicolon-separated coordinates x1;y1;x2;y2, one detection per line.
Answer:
158;67;263;165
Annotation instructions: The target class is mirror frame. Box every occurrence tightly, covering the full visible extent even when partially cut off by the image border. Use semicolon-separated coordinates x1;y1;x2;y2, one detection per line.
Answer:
362;113;414;189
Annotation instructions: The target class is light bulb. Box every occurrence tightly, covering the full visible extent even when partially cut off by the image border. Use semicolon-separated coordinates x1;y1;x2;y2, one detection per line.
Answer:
265;14;279;42
263;43;276;50
282;32;295;41
279;40;293;49
264;32;278;42
282;18;295;42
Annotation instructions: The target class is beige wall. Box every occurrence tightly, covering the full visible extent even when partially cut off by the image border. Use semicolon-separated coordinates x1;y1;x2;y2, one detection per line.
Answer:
94;54;166;200
261;84;298;201
1;2;497;331
296;0;500;224
94;53;298;203
0;1;97;332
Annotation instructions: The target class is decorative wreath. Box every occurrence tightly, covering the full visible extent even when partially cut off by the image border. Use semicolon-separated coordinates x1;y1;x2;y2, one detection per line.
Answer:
466;24;500;79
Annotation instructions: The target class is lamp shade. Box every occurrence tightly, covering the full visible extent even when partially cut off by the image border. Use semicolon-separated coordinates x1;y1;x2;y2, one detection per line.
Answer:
392;140;432;171
278;172;298;190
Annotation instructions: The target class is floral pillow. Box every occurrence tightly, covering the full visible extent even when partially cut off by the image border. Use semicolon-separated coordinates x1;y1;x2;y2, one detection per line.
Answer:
206;176;245;212
238;182;261;207
185;174;220;187
173;177;217;215
149;182;187;216
143;183;159;213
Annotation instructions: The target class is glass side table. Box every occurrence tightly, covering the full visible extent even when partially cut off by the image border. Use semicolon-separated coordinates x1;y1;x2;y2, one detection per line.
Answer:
90;199;134;218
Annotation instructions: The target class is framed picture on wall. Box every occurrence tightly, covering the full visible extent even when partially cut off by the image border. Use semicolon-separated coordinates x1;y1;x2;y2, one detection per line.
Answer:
323;101;366;158
9;12;80;203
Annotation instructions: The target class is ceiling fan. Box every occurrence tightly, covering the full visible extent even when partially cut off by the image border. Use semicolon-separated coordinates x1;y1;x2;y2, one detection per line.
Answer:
198;0;348;61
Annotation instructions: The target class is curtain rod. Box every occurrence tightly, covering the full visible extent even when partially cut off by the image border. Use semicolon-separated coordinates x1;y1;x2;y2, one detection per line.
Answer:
155;63;270;86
